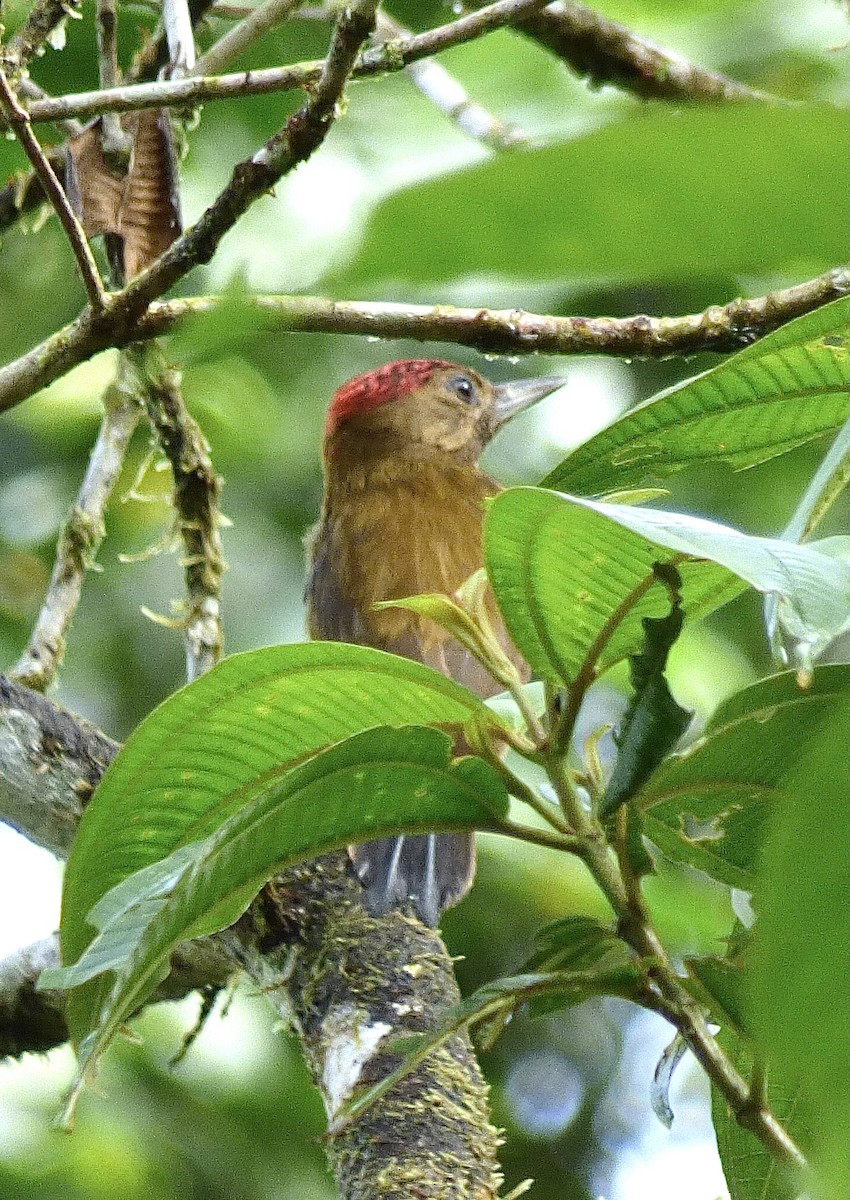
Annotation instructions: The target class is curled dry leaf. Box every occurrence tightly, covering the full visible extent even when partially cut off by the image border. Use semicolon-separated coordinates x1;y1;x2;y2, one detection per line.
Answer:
65;109;181;280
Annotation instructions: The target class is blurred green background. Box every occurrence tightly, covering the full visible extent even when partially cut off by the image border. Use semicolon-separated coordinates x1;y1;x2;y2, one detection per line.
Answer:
0;0;847;1197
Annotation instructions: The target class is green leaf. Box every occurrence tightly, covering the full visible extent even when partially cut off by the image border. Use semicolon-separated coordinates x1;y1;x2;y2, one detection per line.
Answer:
519;916;634;1018
375;581;516;685
765;416;850;677
487;490;849;687
543;297;850;496
331;106;847;292
58;644;504;1040
749;704;849;1200
601;572;691;817
711;1028;806;1200
47;726;510;1116
639;666;849;888
484;487;744;687
686;955;748;1035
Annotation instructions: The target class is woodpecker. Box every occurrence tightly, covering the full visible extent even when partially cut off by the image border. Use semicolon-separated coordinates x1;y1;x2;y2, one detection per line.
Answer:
306;359;562;926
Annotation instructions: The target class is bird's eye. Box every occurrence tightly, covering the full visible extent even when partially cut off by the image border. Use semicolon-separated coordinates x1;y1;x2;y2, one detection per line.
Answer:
450;375;476;403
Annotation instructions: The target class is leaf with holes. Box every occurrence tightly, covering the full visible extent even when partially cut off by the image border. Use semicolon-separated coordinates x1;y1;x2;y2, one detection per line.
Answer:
638;666;849;887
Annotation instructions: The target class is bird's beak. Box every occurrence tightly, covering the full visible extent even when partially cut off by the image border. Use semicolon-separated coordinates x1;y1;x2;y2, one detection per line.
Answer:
491;376;565;428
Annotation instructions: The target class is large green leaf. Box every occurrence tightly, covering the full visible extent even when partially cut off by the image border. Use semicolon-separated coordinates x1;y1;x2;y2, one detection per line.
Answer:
543;298;850;496
711;1027;806;1200
331;106;847;291
484;488;732;685
44;727;510;1117
749;705;849;1200
60;643;503;978
639;667;849;888
485;489;849;687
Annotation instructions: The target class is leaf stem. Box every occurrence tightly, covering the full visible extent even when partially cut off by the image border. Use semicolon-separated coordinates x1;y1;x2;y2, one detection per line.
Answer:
543;752;806;1170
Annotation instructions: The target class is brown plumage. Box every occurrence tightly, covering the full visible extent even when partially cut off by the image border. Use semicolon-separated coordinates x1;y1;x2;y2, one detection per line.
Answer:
306;359;562;926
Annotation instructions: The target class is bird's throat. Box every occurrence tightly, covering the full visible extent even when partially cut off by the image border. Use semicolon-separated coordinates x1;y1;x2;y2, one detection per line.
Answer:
320;458;498;647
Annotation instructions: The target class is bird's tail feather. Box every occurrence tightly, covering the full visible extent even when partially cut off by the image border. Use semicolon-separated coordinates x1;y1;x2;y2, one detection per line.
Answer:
350;833;475;928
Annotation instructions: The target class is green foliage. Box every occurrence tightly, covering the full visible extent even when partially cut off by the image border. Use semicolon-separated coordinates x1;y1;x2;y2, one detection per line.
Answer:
484;487;848;688
334;106;847;292
3;2;849;1197
543;298;850;496
639;666;848;887
749;704;850;1200
600;580;691;817
484;487;743;685
43;726;509;1117
58;641;500;976
711;1028;807;1200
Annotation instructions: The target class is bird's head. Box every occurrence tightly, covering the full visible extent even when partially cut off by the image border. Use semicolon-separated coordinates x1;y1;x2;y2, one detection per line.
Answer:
324;359;564;466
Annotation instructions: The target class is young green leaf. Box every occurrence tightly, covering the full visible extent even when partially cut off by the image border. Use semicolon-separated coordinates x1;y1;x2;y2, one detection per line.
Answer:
638;666;849;888
518;916;635;1019
47;726;510;1119
600;573;691;817
543;297;849;495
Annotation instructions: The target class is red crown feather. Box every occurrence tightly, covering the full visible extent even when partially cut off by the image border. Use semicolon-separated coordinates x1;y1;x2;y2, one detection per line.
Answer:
325;359;459;435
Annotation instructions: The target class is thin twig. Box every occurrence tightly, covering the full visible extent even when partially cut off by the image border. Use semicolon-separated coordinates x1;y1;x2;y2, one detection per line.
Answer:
4;0;83;69
138;346;225;680
376;10;529;150
163;0;198;74
10;372;142;691
129;0;217;81
96;0;134;160
513;0;778;103
15;0;557;126
1;267;848;417
0;68;107;309
195;0;304;75
17;77;84;137
545;763;806;1170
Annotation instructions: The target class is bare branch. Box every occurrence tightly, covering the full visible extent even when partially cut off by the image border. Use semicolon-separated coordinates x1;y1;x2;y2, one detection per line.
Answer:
0;674;116;858
0;933;231;1058
196;0;304;75
95;0;133;159
3;267;846;417
4;0;83;69
0;680;502;1197
514;1;777;103
377;10;529;150
139;348;225;680
10;373;141;691
0;68;107;309
17;0;558;126
163;0;197;74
